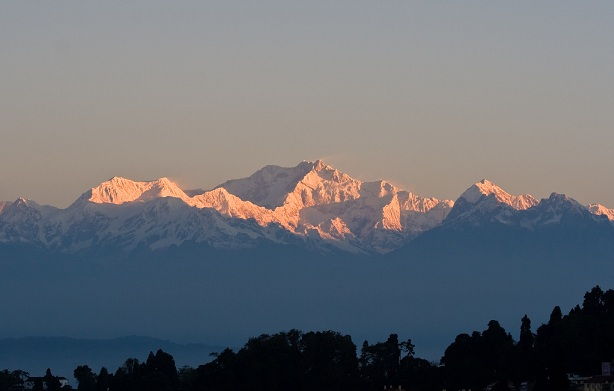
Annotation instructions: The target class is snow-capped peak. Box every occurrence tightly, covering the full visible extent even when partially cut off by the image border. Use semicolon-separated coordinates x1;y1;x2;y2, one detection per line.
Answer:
217;160;361;210
14;197;31;205
360;180;398;199
312;159;328;171
215;162;314;209
83;176;190;205
459;179;538;210
588;203;614;221
189;187;278;227
210;161;454;250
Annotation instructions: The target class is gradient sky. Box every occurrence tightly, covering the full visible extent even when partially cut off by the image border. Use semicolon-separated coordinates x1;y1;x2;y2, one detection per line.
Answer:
1;1;613;208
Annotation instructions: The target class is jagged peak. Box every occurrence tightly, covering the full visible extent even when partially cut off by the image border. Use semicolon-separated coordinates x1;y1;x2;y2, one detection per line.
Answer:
10;197;45;209
190;187;231;205
536;193;596;217
313;159;328;171
0;198;38;214
459;179;538;210
102;175;173;185
108;175;127;181
548;192;571;200
154;177;174;185
191;187;260;208
15;197;30;204
360;180;398;198
301;163;358;186
82;176;188;205
544;192;580;205
218;160;360;209
0;198;45;220
530;193;585;215
297;159;329;171
298;159;350;178
191;187;268;210
588;203;614;221
460;179;504;203
188;186;278;226
201;187;231;197
295;160;356;186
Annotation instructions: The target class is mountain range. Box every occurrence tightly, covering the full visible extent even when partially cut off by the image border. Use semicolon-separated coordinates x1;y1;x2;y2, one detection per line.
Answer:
1;160;613;256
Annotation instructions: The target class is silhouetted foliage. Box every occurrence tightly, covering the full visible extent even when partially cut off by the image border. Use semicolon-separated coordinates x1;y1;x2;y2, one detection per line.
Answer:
529;285;614;390
44;368;62;391
3;285;614;391
359;334;416;388
193;330;358;391
438;285;614;390
74;365;96;391
441;320;515;390
516;314;535;382
0;369;27;391
96;367;111;391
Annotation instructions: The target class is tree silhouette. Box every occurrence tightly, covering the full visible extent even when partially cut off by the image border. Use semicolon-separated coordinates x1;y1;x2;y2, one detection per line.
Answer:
0;369;28;390
74;365;96;391
96;367;111;391
516;314;535;382
44;368;61;391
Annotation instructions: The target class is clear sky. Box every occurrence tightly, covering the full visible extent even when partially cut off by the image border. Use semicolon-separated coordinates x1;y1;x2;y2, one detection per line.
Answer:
1;1;613;208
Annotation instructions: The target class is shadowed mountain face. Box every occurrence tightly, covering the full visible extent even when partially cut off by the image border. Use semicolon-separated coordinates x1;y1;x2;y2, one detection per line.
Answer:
1;161;614;362
392;192;614;262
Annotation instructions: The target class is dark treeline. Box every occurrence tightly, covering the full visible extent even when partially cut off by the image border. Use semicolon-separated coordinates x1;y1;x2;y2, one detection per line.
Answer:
2;285;614;391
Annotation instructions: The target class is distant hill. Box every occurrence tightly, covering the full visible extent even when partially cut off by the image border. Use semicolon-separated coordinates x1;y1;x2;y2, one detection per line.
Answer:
0;336;221;381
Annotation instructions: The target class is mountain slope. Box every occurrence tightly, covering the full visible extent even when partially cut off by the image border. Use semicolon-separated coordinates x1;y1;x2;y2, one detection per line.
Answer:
190;188;279;227
458;179;538;209
216;161;330;209
444;179;538;226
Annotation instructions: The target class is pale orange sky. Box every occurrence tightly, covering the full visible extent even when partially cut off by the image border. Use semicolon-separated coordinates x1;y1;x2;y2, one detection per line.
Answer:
1;1;613;208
